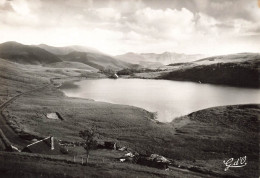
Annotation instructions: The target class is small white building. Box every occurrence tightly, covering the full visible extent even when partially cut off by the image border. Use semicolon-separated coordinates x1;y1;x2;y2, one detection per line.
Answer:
110;73;118;79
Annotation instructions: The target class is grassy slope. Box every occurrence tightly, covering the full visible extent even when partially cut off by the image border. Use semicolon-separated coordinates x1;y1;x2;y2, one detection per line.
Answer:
162;61;259;88
37;44;100;55
0;57;176;155
171;104;259;178
136;53;260;88
0;58;50;105
0;42;62;65
0;150;211;178
61;51;133;70
0;57;103;105
4;84;176;152
0;58;259;177
44;61;98;71
0;57;188;177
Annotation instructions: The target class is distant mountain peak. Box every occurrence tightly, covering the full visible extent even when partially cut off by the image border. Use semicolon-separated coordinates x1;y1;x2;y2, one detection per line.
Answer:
116;51;205;65
1;41;23;46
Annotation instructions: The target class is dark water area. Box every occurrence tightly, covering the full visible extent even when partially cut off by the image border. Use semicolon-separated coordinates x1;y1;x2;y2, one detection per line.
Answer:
59;81;79;89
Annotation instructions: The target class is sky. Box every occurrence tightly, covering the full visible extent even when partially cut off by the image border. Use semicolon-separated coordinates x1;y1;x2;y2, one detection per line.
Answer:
0;0;259;55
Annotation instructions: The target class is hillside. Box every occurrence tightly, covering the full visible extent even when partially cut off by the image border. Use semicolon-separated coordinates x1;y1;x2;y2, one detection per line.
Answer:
157;53;260;88
0;41;134;71
0;58;103;106
62;51;134;70
0;151;213;178
37;44;101;55
170;104;259;178
0;58;259;177
0;42;62;65
116;52;204;65
194;53;260;64
116;52;147;64
44;61;98;71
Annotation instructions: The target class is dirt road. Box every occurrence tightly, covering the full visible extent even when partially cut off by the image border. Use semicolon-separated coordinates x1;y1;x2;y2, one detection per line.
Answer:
0;84;51;149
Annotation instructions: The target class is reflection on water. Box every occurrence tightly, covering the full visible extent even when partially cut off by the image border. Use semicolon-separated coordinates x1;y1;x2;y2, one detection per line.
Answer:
61;79;260;122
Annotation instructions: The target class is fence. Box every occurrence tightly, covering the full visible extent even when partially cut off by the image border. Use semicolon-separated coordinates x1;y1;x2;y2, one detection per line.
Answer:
72;156;86;165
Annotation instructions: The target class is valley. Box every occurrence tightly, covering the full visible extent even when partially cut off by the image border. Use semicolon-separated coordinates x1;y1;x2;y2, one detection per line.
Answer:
0;41;259;178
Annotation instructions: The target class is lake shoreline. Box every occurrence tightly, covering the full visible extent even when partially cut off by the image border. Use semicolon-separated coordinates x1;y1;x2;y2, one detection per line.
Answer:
3;82;260;177
60;78;260;122
1;57;259;178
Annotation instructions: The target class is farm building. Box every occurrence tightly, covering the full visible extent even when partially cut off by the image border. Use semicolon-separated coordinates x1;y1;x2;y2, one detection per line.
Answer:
119;153;170;170
104;141;117;150
46;112;63;120
22;136;61;155
109;73;118;79
137;156;169;169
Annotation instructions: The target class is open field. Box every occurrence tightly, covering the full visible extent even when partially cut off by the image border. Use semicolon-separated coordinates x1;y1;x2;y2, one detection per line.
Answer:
0;150;217;178
133;53;260;88
0;57;259;177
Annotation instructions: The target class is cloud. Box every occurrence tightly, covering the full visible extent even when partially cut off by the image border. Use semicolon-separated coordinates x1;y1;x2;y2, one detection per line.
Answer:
131;7;195;40
0;0;39;26
0;0;259;55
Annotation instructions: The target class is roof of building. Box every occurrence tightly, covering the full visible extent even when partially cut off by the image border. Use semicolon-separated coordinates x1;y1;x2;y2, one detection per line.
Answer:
22;136;61;155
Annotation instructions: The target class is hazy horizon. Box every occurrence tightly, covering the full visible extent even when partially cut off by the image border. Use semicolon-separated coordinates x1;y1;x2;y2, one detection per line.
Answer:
0;0;260;56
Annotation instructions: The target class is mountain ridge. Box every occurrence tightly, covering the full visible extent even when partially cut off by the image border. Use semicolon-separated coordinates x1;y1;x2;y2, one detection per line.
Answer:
0;41;135;70
116;52;205;65
61;51;135;70
0;41;62;65
37;44;101;55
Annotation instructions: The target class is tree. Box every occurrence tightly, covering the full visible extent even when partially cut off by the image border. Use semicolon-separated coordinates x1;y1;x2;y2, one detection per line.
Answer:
79;126;98;164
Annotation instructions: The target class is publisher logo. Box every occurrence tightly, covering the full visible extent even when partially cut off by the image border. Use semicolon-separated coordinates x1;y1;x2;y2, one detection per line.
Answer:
223;156;247;171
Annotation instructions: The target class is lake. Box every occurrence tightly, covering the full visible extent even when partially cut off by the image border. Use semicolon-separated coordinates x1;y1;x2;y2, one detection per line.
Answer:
61;79;260;122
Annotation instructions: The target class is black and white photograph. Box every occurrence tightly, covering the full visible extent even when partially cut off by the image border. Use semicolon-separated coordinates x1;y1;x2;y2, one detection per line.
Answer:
0;0;259;177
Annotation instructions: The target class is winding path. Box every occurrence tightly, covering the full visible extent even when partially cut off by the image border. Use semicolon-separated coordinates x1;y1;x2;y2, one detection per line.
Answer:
0;76;77;149
0;83;51;148
0;77;222;177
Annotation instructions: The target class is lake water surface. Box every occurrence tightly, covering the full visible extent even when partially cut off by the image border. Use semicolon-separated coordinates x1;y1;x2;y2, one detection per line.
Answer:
61;79;260;122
